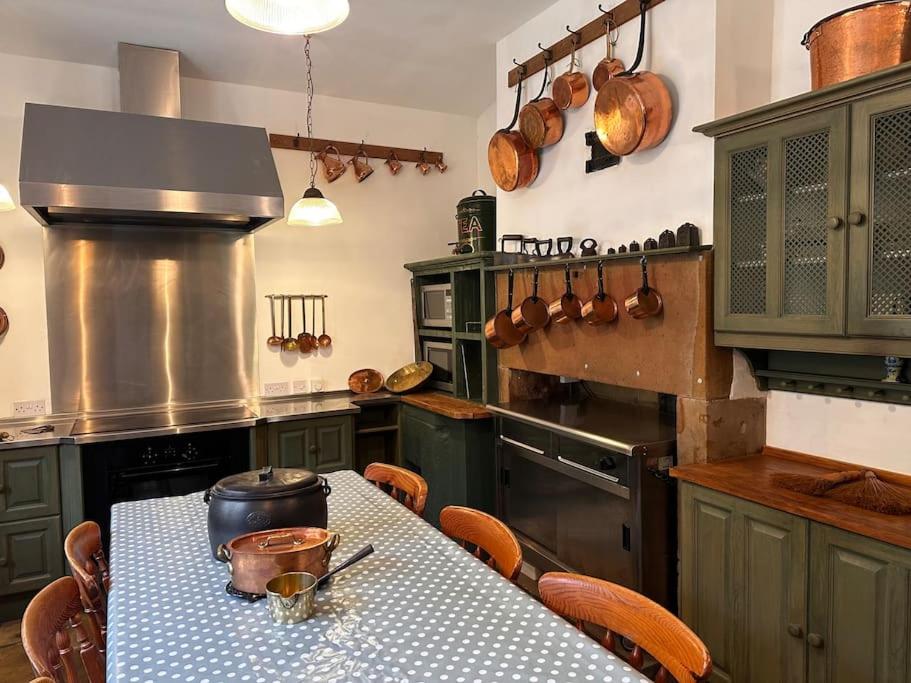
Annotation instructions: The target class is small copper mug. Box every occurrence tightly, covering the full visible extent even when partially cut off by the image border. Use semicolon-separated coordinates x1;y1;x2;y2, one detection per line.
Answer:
318;145;347;183
350;149;374;182
266;572;317;625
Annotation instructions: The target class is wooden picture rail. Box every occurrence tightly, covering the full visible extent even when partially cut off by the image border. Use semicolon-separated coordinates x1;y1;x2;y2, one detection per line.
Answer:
270;134;443;164
507;0;666;87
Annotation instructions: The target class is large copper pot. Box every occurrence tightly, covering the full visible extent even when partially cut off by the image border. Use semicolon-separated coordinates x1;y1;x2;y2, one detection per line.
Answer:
489;77;539;192
216;527;340;596
593;3;672;156
803;1;911;90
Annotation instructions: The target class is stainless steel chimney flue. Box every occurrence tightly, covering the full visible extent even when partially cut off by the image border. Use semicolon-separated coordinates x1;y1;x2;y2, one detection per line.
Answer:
118;43;181;118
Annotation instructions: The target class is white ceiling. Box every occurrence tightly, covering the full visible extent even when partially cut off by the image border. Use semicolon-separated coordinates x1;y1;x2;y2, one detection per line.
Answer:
0;0;555;116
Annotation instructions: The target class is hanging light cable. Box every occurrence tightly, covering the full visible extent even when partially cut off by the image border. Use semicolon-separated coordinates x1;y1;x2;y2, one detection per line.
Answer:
288;36;342;226
226;0;349;35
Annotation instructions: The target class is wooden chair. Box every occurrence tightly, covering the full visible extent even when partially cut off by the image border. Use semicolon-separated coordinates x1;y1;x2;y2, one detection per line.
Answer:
538;572;712;683
21;576;106;683
363;463;428;517
440;505;522;581
64;521;109;652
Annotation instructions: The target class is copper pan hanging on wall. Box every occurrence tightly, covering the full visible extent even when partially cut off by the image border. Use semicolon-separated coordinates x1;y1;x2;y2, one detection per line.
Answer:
594;1;673;156
518;59;564;150
488;74;539;192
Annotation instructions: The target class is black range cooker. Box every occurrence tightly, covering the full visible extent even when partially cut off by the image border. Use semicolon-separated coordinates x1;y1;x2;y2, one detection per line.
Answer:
488;397;677;610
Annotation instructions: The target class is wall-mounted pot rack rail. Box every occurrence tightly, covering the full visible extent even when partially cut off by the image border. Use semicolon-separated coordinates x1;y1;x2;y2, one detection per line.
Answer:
506;0;666;87
484;245;710;272
266;294;329;300
269;134;443;165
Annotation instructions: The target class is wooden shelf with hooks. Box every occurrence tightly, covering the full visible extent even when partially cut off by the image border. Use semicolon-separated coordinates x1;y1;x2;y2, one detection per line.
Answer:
506;0;666;87
269;134;443;164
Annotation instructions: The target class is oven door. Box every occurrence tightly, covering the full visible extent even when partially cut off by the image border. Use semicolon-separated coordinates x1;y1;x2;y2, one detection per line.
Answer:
110;459;223;503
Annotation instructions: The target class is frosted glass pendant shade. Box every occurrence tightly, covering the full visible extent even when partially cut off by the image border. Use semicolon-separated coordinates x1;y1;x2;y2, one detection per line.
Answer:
226;0;349;35
0;184;14;212
288;187;342;226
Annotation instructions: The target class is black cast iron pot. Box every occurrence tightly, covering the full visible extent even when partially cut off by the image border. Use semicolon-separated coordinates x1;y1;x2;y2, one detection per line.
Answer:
204;465;330;558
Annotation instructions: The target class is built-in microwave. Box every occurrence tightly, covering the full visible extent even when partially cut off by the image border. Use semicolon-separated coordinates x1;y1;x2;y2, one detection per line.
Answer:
422;339;453;390
419;283;452;328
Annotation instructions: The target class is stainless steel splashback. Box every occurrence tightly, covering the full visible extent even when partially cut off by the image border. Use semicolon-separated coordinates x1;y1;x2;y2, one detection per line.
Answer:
44;227;257;413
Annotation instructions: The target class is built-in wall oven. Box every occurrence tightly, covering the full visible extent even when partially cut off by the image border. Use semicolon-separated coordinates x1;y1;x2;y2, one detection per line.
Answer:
490;399;677;610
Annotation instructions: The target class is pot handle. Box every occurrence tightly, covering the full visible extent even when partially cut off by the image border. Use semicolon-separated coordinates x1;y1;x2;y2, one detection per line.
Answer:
319;476;332;497
203;488;211;504
257;532;304;549
216;544;232;563
324;530;341;554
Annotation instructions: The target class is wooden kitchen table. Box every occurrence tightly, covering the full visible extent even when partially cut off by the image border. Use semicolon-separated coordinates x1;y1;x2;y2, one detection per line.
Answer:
107;470;650;682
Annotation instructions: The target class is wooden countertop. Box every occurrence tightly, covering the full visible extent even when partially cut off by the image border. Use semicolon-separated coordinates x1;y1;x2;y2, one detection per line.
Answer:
400;392;492;420
672;447;911;551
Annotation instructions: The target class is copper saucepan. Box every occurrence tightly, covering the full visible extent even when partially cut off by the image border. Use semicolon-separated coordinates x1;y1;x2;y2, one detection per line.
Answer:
216;527;340;596
553;31;590;110
581;261;619;326
519;63;564;149
594;2;672;156
486;270;527;348
489;76;539;192
592;18;625;91
625;255;663;319
548;264;583;324
511;267;551;333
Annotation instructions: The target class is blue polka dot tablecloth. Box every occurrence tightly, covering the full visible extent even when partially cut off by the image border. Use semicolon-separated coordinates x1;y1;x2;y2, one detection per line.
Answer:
107;469;651;683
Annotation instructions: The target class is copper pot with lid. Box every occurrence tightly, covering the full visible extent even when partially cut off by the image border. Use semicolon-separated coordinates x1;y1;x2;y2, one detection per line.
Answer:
802;1;911;90
594;1;673;156
489;76;539;192
216;527;340;596
518;65;564;150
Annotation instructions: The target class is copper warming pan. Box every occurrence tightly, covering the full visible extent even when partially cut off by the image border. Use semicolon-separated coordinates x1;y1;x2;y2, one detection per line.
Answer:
216;527;340;596
803;1;911;89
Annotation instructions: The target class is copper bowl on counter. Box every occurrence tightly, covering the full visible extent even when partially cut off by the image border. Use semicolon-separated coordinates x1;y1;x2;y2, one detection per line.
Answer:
803;1;911;89
216;526;340;596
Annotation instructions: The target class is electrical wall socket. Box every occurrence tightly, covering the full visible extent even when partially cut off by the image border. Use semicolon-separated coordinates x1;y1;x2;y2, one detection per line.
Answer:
293;380;310;395
13;399;47;417
310;378;326;393
263;382;289;397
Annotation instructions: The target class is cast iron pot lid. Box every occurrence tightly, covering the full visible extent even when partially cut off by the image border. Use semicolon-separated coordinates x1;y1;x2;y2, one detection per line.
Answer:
211;466;320;500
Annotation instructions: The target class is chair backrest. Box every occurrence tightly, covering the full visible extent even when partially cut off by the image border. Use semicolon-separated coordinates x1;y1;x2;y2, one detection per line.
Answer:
364;463;428;517
63;521;109;652
440;505;522;581
21;576;106;683
538;572;712;683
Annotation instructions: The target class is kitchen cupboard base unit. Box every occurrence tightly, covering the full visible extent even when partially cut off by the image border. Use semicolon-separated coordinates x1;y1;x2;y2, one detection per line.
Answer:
266;416;354;473
400;403;494;527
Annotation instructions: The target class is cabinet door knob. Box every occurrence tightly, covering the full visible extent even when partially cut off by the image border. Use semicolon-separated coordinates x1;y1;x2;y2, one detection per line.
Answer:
827;216;843;230
787;623;803;638
847;211;866;226
808;633;824;648
309;444;318;454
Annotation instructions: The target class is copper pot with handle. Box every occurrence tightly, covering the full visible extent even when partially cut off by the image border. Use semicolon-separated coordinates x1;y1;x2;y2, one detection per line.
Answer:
625;255;663;319
548;264;583;324
486;270;527;348
511;267;551;333
594;1;673;156
216;527;340;596
553;32;590;110
802;1;911;90
581;261;618;325
519;65;564;149
489;76;539;192
592;17;625;91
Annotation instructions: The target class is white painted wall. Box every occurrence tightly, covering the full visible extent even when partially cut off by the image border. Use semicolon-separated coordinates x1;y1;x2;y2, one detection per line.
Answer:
493;0;717;249
0;51;477;417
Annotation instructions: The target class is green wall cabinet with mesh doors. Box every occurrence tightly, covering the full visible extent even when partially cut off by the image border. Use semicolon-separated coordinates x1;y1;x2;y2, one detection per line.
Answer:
698;63;911;358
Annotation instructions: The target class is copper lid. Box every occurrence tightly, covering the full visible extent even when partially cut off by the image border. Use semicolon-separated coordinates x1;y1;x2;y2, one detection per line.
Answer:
227;527;331;555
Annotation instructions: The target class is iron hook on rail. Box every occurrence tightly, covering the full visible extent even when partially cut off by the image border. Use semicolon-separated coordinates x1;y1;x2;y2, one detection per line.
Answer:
537;42;553;63
566;25;582;44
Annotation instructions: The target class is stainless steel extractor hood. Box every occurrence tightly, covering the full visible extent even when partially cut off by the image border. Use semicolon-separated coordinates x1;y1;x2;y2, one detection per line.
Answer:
18;45;283;231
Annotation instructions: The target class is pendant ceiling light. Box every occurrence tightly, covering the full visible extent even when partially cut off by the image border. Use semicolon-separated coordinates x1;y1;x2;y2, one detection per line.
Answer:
226;0;349;35
287;36;342;226
0;184;15;212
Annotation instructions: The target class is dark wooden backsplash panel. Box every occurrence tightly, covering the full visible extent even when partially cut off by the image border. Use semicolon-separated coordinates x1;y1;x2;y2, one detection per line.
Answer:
495;251;733;400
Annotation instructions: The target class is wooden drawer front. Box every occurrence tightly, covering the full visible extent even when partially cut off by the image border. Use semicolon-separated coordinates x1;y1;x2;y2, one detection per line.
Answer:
499;418;551;455
0;516;63;596
0;447;60;522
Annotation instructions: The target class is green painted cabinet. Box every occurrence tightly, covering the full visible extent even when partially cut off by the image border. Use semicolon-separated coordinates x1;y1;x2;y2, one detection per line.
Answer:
0;516;63;596
0;446;60;523
266;416;353;473
681;482;911;683
400;404;493;527
701;65;911;355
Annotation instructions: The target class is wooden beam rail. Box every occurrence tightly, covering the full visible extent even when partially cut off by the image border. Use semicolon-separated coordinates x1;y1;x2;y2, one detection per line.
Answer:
484;245;711;272
270;134;443;164
506;0;666;88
